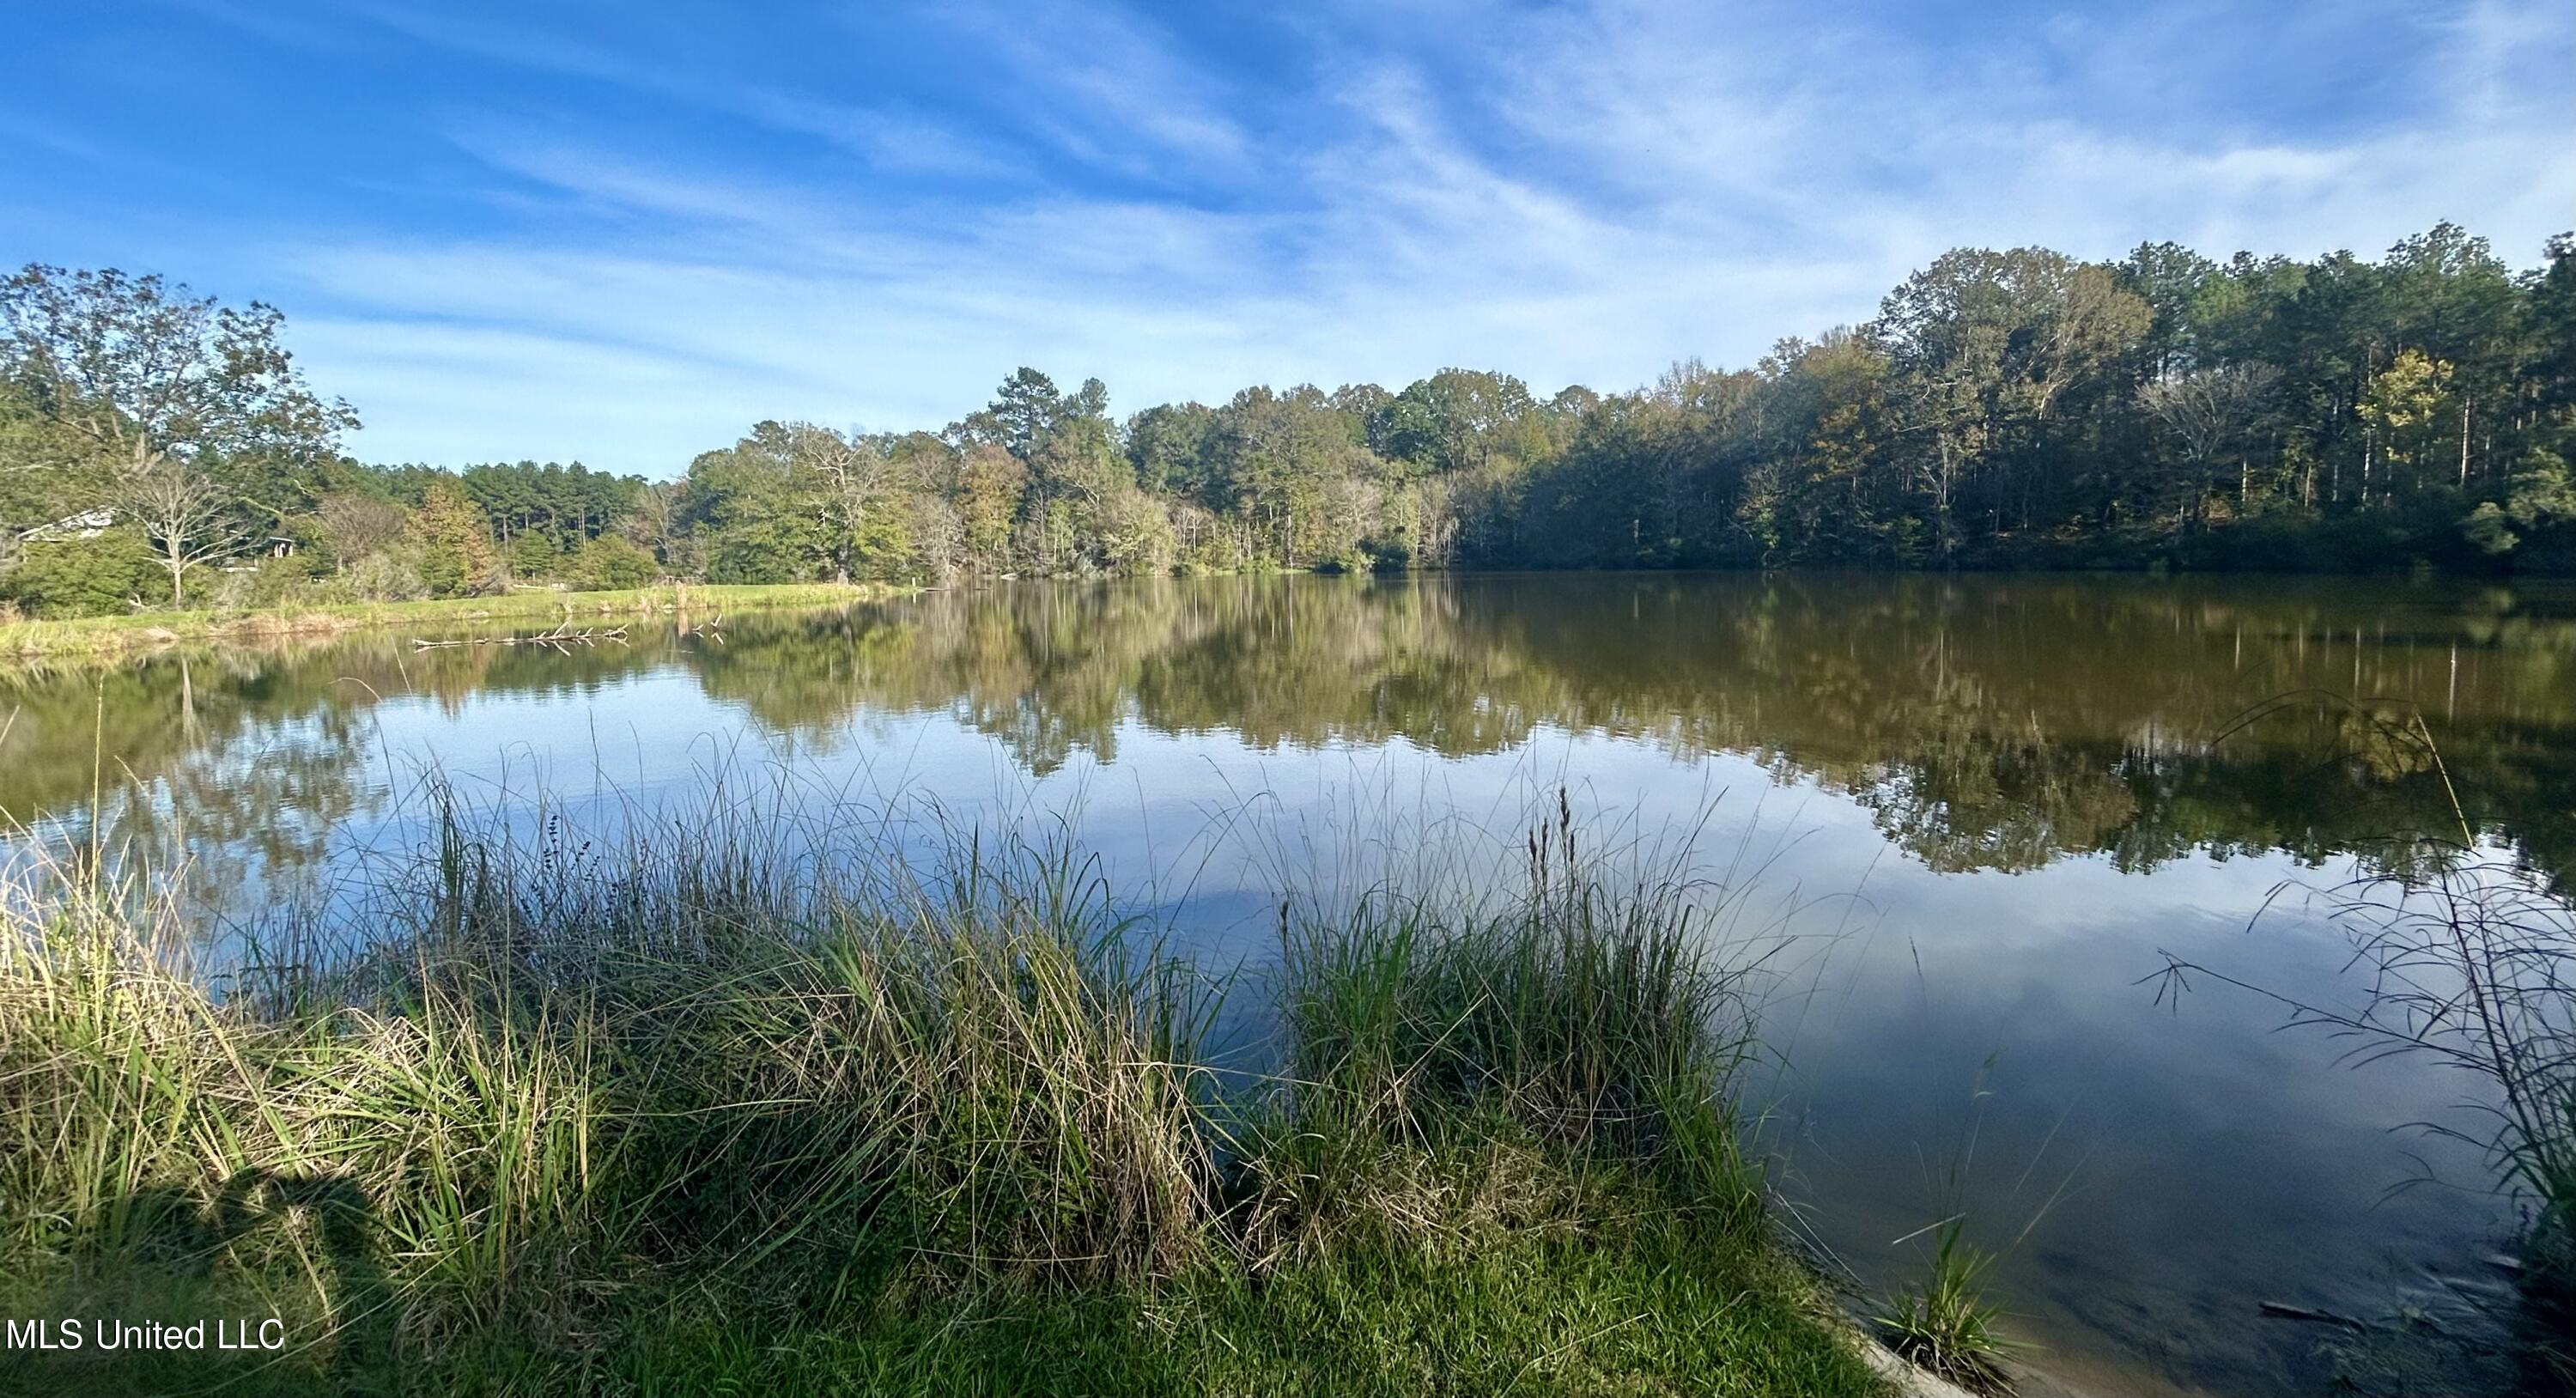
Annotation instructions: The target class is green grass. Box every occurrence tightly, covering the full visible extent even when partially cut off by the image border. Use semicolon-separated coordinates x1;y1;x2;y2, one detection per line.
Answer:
1873;1213;2014;1393
0;786;1885;1397
0;581;897;657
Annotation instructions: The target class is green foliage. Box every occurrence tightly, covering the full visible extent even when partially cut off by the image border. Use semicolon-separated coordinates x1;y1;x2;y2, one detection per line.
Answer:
1;533;164;617
505;528;558;578
410;478;501;597
676;422;837;583
15;224;2576;608
0;263;356;486
459;459;643;552
571;533;659;590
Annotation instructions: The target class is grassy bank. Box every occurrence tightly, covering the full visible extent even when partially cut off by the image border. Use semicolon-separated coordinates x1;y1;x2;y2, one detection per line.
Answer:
0;582;898;659
0;792;1885;1397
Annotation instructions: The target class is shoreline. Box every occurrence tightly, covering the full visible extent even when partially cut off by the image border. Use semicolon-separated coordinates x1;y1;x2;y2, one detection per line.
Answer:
0;581;905;659
14;564;2567;663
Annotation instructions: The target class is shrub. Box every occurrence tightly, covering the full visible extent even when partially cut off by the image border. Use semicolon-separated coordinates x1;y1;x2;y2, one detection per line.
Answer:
332;550;429;602
572;535;659;591
210;555;313;611
507;532;562;580
0;533;165;617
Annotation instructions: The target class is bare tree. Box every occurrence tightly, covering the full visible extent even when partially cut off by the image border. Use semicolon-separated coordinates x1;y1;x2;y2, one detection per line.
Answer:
908;491;965;581
117;458;245;602
314;492;410;571
2140;362;2278;527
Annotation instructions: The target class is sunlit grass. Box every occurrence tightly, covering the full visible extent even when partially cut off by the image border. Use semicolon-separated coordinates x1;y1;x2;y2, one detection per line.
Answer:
0;581;898;657
0;780;1885;1397
1873;1212;2014;1393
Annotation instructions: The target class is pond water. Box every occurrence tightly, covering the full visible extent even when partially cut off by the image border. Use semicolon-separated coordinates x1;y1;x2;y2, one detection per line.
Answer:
4;572;2572;1395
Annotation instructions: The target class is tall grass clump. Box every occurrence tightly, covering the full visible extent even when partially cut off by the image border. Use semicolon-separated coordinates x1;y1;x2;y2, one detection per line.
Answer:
378;795;1221;1292
1868;1062;2046;1395
1873;1212;2011;1393
0;781;1219;1389
0;777;1882;1395
1242;793;1765;1267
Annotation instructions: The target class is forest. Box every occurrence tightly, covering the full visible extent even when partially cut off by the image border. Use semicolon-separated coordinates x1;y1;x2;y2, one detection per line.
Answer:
3;222;2573;617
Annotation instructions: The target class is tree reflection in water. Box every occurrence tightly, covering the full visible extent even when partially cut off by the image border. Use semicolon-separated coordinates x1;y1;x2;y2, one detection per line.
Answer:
3;573;2572;901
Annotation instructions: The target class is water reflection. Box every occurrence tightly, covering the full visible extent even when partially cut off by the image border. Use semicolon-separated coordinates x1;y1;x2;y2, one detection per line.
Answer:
9;574;2570;888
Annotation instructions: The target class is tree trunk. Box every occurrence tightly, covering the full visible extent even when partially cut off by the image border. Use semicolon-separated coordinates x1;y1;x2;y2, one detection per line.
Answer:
2458;396;2470;487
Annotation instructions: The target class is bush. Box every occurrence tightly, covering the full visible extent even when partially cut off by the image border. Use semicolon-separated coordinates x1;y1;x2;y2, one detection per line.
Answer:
507;532;562;580
705;538;805;585
210;555;313;611
0;533;166;617
331;550;430;602
572;535;659;591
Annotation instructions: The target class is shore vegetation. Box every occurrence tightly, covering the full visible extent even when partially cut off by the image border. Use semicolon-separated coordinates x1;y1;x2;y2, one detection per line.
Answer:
0;783;1886;1397
0;581;896;658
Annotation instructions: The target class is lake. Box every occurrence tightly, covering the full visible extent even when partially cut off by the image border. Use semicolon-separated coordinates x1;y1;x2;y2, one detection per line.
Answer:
5;571;2572;1395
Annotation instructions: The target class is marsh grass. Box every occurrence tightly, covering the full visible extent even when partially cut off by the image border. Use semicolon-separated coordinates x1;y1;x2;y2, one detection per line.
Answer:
0;581;895;659
1860;1056;2059;1397
0;780;1882;1396
1242;793;1761;1258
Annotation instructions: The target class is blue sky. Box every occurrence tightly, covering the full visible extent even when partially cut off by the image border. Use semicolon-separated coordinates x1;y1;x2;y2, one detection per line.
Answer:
6;1;2569;476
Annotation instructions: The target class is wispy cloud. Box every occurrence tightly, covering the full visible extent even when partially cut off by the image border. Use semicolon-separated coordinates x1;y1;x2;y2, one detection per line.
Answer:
928;0;1252;178
41;0;2561;473
337;2;1030;185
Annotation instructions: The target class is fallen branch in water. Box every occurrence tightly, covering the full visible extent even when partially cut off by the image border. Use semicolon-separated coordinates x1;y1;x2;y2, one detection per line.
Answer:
411;623;629;650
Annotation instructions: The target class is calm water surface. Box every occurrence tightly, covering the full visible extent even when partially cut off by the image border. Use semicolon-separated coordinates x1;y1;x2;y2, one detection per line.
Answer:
6;572;2573;1396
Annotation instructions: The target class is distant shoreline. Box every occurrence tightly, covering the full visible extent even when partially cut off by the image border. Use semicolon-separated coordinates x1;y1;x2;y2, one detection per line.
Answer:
0;581;902;659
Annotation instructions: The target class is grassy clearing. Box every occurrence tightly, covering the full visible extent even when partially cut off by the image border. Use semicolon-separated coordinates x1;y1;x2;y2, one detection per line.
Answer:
0;787;1885;1397
0;582;897;658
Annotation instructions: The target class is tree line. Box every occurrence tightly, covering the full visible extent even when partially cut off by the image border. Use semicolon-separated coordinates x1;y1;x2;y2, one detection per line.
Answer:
4;222;2572;617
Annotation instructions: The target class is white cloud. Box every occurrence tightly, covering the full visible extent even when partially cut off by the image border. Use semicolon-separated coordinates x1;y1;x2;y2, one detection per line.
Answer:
222;0;2570;473
930;0;1253;176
